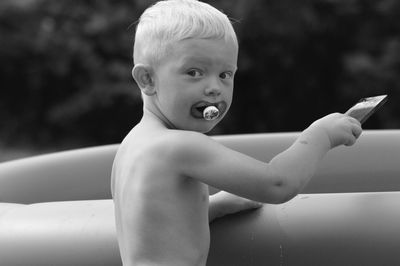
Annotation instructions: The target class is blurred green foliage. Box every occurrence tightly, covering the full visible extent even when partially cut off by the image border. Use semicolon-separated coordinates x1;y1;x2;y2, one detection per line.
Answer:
1;0;399;152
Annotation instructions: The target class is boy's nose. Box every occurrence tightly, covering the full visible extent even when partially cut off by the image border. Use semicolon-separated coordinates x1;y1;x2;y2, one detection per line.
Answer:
204;81;222;97
205;87;221;97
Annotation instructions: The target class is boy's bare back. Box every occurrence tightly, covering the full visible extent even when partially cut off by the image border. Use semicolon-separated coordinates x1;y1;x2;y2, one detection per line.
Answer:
112;117;213;266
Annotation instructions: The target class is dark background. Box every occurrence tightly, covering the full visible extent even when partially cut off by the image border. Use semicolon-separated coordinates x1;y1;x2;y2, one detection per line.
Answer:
1;0;399;161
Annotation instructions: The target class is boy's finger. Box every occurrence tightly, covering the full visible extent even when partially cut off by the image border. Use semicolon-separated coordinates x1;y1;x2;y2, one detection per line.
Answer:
344;134;357;146
352;124;362;139
347;116;362;126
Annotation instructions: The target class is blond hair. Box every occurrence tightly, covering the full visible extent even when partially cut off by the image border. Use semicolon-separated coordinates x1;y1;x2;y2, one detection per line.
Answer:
133;0;238;66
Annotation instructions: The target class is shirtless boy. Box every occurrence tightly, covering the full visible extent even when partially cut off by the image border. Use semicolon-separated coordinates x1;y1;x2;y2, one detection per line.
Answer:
111;0;362;265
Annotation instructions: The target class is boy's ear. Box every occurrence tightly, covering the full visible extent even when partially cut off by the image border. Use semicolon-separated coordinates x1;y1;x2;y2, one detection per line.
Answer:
132;64;156;96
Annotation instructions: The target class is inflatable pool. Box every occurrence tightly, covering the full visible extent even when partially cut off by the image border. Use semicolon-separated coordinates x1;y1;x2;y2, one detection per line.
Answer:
0;130;399;265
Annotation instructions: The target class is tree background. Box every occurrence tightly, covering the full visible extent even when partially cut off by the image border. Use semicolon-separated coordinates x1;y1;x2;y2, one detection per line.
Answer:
1;0;399;161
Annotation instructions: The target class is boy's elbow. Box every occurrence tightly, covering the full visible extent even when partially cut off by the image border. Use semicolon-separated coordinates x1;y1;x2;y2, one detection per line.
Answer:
261;163;307;204
272;186;299;204
259;177;300;204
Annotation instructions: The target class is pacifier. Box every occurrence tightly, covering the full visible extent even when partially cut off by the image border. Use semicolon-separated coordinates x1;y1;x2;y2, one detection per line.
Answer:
203;106;220;121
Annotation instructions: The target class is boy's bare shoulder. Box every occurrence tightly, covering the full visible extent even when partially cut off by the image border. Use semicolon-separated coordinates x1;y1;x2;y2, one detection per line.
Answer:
146;130;214;159
120;129;215;166
163;130;212;145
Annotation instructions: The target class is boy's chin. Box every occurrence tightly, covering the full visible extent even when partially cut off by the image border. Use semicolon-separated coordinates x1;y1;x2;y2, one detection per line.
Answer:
197;127;215;134
182;120;220;133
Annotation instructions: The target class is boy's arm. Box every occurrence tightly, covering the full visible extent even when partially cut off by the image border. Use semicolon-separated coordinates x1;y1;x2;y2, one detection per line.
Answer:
169;113;361;204
266;113;362;200
208;191;262;222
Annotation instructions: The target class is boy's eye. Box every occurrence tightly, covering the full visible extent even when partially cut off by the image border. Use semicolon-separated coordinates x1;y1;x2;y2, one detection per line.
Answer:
219;71;233;80
187;69;203;77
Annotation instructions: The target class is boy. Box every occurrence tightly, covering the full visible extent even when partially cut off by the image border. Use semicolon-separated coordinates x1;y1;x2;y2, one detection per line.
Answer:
111;0;362;265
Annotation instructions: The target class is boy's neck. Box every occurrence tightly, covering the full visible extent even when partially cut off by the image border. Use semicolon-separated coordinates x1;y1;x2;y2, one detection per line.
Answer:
141;107;176;130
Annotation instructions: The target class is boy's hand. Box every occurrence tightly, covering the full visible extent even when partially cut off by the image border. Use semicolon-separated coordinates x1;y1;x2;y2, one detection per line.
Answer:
309;113;362;149
209;191;262;222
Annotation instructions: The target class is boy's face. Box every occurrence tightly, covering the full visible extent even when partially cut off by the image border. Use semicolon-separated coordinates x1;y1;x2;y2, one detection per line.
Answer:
150;38;238;133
